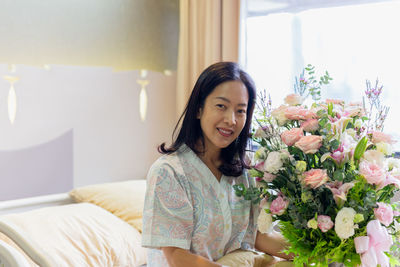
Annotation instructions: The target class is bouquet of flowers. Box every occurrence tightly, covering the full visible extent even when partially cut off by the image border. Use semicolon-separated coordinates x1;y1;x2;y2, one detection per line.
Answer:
234;65;400;266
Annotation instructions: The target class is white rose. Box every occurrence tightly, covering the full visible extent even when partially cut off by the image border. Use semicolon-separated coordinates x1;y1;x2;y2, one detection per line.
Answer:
271;105;289;126
258;206;274;234
264;151;283;174
386;158;400;172
363;150;385;167
376;142;392;156
335;207;356;239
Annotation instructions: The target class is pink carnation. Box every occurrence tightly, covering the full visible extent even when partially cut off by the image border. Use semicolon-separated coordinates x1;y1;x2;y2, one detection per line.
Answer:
281;127;304;146
374;202;394;227
303;169;329;189
301;119;320;132
270;196;289;215
295;135;323;154
317;215;334;232
371;131;396;144
359;161;386;185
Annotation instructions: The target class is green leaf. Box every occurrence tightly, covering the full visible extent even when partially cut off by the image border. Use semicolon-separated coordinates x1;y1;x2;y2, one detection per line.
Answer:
354;137;368;161
330;139;340;150
333;170;345;181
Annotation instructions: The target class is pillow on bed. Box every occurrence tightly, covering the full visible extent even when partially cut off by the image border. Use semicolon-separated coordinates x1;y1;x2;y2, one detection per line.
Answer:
216;249;275;267
69;180;146;232
0;203;147;267
0;232;38;267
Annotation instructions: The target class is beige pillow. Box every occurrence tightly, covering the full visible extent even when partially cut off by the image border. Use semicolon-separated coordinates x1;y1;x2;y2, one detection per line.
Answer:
216;249;275;267
0;203;147;267
69;179;146;232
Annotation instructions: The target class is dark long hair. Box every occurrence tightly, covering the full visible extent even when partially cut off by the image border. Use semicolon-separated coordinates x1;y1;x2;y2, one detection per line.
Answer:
159;62;256;177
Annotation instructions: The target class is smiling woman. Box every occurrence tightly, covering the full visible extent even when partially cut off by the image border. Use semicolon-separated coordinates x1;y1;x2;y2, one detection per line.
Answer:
141;62;293;267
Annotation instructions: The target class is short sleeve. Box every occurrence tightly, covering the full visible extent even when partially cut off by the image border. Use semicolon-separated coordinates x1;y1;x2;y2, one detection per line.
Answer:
141;160;194;250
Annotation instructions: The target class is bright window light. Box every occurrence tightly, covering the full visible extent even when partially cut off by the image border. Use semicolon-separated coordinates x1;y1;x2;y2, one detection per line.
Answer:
246;1;400;150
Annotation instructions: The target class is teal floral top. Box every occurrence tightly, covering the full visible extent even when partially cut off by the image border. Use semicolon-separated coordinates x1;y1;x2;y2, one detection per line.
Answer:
142;145;258;266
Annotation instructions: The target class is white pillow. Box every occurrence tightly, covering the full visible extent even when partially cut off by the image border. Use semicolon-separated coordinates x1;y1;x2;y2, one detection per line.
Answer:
0;203;147;267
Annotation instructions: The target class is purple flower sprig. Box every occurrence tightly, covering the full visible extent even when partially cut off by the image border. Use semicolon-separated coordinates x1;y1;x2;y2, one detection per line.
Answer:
363;79;390;131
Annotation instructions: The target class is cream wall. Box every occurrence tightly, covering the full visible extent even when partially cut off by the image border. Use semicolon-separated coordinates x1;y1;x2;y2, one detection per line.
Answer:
0;0;179;199
0;64;176;190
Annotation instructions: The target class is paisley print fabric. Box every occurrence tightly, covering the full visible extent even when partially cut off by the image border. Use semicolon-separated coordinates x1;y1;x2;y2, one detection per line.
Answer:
142;145;258;266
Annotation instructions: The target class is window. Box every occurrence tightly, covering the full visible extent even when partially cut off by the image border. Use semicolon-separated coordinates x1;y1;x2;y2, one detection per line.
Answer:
245;0;400;150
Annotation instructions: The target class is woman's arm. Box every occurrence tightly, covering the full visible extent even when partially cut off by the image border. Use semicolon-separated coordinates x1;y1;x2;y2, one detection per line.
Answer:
162;247;225;267
255;230;295;260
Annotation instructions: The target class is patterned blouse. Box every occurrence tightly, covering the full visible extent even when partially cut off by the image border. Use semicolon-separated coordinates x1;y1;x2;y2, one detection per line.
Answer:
141;145;259;266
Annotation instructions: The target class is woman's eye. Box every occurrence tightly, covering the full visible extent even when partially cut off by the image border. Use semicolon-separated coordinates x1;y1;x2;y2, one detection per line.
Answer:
238;109;247;114
216;104;225;109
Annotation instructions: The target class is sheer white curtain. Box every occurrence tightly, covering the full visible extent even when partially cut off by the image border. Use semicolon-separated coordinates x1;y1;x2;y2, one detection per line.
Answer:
245;0;400;150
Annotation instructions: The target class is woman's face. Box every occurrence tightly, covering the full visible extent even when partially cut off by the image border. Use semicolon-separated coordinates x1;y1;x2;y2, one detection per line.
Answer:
197;80;249;153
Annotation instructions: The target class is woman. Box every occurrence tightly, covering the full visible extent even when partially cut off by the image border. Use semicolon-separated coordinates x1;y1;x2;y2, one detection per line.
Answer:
142;62;291;267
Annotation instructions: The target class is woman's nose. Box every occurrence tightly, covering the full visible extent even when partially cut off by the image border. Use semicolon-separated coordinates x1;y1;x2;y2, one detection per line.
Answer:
224;111;236;125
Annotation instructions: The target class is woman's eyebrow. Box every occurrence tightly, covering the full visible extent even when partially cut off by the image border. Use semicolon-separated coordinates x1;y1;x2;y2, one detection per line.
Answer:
214;96;247;107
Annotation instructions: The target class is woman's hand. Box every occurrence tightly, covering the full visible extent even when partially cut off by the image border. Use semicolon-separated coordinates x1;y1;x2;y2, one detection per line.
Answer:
162;247;226;267
255;230;295;260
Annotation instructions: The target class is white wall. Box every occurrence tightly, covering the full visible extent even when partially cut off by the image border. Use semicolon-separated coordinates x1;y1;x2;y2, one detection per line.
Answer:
0;64;177;193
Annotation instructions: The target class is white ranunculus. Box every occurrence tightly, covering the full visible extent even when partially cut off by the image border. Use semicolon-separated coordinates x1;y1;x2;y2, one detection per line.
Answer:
376;142;392;156
258;206;274;234
264;151;283;174
335;207;356;239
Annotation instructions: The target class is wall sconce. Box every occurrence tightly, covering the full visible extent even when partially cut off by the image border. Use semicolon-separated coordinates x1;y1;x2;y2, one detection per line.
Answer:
3;75;19;124
136;70;149;122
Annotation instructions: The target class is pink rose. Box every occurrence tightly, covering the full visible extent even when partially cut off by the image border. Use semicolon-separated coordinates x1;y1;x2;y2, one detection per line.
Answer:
284;94;304;106
281;127;304;146
284;106;316;121
303;169;329;189
326;99;344;105
317;215;334;232
371;131;396;144
295;135;323;154
270;196;289;215
301;119;319;132
359;160;386;185
374;202;394;226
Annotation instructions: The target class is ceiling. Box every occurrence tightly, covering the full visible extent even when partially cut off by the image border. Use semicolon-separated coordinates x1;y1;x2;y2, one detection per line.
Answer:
247;0;397;16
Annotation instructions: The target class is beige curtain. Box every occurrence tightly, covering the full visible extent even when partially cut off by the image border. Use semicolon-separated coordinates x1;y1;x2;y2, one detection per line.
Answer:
176;0;241;118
